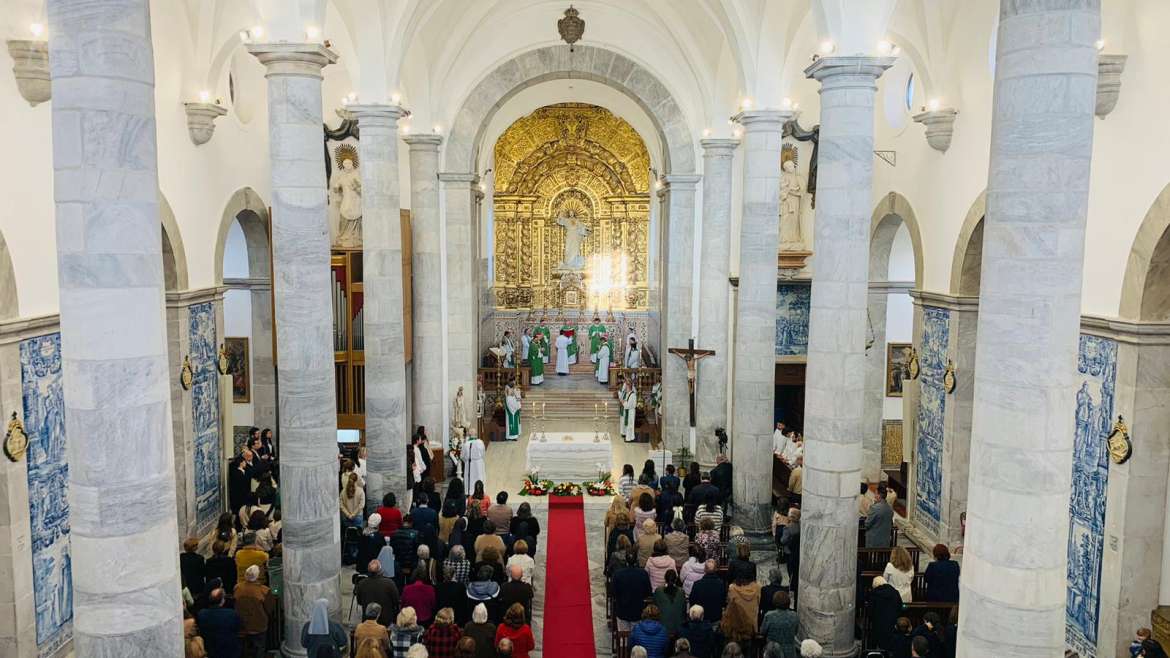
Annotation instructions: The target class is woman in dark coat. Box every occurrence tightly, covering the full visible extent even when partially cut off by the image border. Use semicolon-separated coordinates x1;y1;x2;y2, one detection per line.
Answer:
867;576;904;651
923;543;961;602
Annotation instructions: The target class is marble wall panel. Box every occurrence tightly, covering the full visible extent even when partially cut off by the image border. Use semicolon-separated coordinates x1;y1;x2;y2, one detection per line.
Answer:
1066;334;1117;658
775;284;810;357
19;334;72;654
189;303;222;530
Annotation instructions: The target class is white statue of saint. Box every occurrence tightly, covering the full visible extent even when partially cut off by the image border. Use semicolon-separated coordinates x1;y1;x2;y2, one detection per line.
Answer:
779;159;805;250
452;386;468;432
331;151;363;247
556;212;590;270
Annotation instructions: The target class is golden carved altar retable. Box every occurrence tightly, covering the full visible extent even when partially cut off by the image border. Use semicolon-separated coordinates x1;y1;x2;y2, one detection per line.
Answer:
492;103;651;310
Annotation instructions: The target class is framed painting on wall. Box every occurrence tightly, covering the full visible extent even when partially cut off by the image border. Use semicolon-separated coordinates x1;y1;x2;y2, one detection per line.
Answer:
225;337;250;403
886;342;912;398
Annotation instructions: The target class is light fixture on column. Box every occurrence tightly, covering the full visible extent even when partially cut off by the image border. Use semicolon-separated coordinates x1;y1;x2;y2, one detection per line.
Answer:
1096;51;1128;118
877;40;901;57
184;95;228;146
912;101;958;153
305;25;321;41
7;24;50;106
819;40;836;55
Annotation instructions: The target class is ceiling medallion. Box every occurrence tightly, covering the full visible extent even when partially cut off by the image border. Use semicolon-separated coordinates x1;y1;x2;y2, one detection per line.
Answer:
558;6;585;51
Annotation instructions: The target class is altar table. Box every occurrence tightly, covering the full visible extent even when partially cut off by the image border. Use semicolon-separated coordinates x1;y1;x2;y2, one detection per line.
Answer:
526;431;614;482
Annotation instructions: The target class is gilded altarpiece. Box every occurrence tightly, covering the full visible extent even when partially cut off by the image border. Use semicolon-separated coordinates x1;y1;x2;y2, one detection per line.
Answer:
492;103;651;310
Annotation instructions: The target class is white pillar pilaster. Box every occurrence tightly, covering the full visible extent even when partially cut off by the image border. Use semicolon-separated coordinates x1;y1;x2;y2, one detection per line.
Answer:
248;42;341;656
48;0;183;653
351;104;409;510
404;135;444;443
798;56;892;657
958;1;1100;655
441;171;481;437
660;174;701;454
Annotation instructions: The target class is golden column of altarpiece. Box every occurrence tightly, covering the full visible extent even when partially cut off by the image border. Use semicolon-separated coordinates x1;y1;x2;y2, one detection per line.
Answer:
492;103;651;310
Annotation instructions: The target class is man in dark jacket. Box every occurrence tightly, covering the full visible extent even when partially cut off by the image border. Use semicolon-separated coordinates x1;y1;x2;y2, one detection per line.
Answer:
679;604;720;658
867;575;904;651
390;516;420;585
498;565;534;622
228;454;253;514
180;537;206;596
709;454;733;505
611;554;652;631
687;560;727;623
687;473;719;508
355;559;401;626
196;588;242;658
865;483;894;548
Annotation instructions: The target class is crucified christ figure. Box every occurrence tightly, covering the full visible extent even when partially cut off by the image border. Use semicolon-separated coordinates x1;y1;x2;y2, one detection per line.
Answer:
668;338;716;427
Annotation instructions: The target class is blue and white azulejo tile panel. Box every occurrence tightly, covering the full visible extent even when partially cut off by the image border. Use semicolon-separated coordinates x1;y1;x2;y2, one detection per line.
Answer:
775;284;811;357
19;333;73;654
189;303;222;530
913;306;949;535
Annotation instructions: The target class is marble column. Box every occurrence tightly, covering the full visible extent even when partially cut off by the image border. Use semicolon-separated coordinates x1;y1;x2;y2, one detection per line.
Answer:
958;2;1100;655
352;104;409;511
660;174;701;454
47;0;183;654
730;110;790;531
861;284;889;483
250;285;277;431
696;140;738;465
404;135;444;441
248;43;341;655
798;56;892;657
441;171;481;432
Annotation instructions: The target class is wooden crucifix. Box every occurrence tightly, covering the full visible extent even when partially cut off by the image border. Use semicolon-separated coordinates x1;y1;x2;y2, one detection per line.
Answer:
668;338;715;427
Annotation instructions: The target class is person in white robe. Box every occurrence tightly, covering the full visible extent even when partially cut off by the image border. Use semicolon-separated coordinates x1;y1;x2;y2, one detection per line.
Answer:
555;331;572;375
781;432;804;464
520;328;532;366
505;382;522;440
773;422;789;457
463;433;487;492
625;338;642;369
501;331;515;368
620;379;637;442
596;336;611;384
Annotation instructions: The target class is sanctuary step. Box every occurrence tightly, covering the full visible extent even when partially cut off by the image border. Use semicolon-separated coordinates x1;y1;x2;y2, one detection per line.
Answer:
524;375;616;421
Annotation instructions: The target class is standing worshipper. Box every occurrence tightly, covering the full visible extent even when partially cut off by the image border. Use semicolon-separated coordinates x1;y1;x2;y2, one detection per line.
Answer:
504;381;521;441
625;338;642;369
464;433;487;495
300;599;348;657
500;331;515;368
554;330;572;376
589;316;607;363
527;334;545;386
620;379;638;442
596;334;612;384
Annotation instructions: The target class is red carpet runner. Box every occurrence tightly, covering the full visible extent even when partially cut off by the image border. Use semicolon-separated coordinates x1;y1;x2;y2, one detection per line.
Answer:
543;496;596;657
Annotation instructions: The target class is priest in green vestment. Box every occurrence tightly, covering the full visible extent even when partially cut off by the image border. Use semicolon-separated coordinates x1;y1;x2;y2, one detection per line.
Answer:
528;334;546;385
504;381;521;440
588;317;607;363
535;320;551;364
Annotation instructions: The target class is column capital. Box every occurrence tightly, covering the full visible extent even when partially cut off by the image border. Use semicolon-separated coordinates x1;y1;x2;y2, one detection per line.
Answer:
404;133;443;150
247;43;337;78
804;56;895;87
730;110;794;131
700;138;740;154
348;104;409;126
438;172;478;184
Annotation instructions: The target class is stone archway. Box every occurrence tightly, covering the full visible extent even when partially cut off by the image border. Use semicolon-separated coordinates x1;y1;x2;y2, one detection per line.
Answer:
863;192;924;483
0;229;17;321
214;187;271;285
950;191;986;296
160;192;189;292
440;45;700;449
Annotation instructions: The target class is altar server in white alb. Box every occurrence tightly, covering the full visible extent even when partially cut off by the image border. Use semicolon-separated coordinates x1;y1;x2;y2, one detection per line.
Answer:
595;333;611;384
625;337;642;369
504;380;522;441
501;331;515;368
463;432;487;492
555;330;572;376
520;327;532;366
620;379;637;442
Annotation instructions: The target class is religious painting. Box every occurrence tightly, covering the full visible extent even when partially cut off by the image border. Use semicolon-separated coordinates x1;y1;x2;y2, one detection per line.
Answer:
885;343;912;397
1065;334;1117;658
913;307;949;535
189;303;223;530
775;284;811;357
881;420;903;469
19;333;73;652
225;336;250;403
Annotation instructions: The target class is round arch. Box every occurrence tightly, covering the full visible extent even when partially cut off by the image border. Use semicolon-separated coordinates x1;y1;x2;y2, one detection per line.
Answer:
213;187;271;284
950;190;987;296
444;45;696;175
160;192;189;292
0;229;17;321
869;191;925;288
1120;182;1170;321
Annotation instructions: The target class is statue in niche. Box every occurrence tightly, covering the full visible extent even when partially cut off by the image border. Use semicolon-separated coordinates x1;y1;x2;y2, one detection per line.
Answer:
330;143;363;247
556;210;591;271
779;158;806;250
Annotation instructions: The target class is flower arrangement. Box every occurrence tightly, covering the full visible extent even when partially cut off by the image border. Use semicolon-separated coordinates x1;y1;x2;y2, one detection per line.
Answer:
585;473;617;497
550;482;582;497
520;468;551;496
448;431;463;461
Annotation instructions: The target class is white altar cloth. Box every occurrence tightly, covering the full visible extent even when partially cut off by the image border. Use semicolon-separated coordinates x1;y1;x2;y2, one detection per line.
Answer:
526;432;614;482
